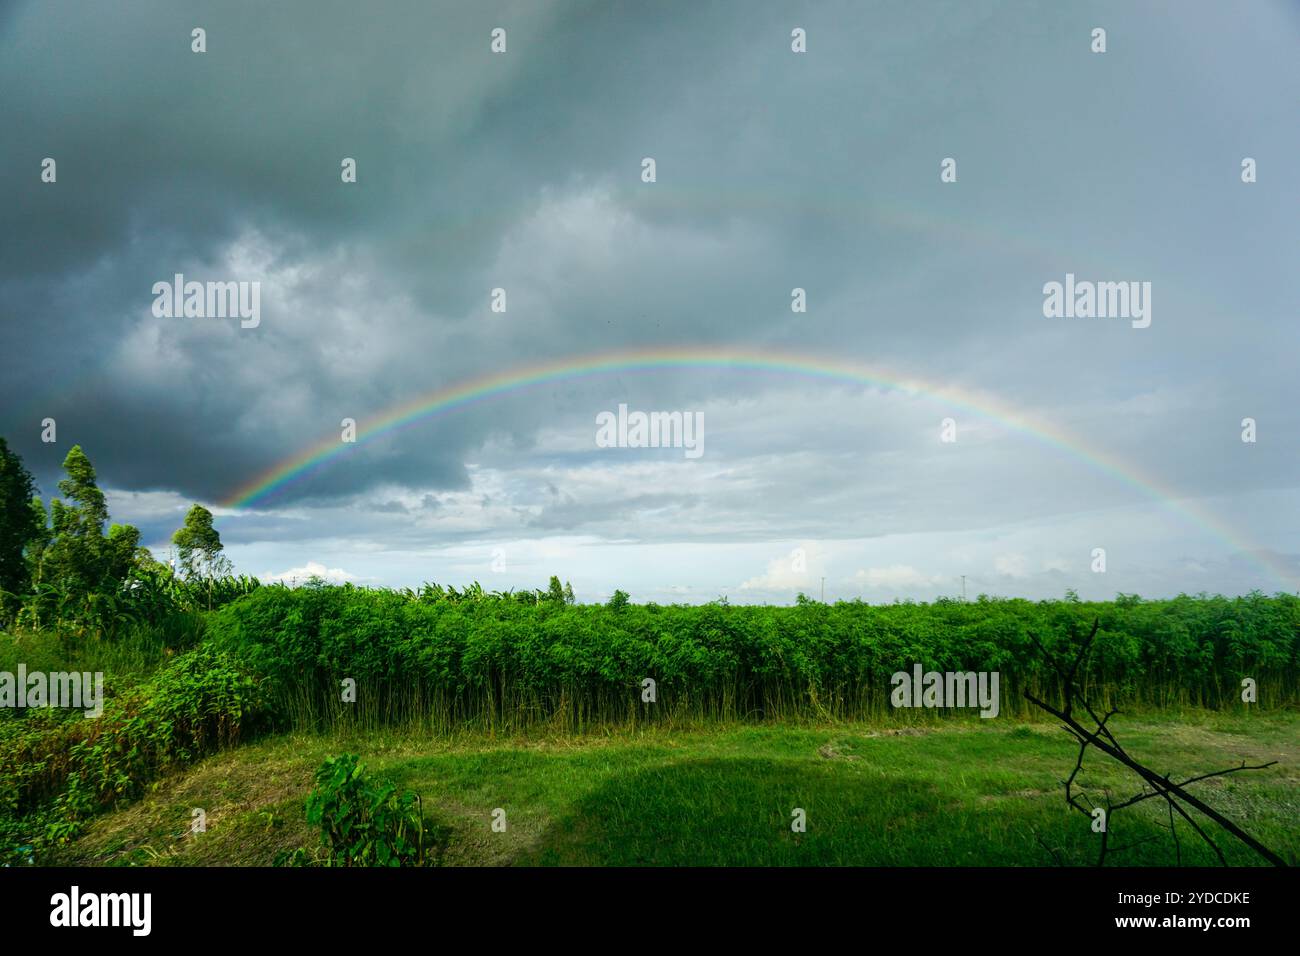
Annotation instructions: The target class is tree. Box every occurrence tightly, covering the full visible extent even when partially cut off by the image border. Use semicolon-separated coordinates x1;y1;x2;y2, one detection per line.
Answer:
34;445;144;604
172;504;229;581
24;498;52;578
0;437;40;599
41;446;113;595
547;575;565;604
105;522;144;583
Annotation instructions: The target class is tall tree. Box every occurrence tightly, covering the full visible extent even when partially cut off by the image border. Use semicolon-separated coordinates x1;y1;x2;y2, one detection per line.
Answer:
0;437;40;598
105;522;144;583
38;445;142;598
172;504;229;580
547;575;566;604
42;446;110;594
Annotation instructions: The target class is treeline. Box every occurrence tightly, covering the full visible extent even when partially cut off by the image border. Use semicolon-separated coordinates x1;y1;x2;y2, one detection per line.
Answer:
209;584;1300;732
0;438;258;634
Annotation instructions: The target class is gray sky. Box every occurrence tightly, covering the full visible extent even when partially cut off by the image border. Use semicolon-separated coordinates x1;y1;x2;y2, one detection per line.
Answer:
2;0;1297;603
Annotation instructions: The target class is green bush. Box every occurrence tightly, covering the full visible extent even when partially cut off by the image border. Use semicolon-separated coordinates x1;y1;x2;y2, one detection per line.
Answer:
281;753;425;867
0;644;267;863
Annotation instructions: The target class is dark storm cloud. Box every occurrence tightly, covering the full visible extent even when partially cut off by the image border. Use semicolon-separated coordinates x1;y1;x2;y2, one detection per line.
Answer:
1;0;852;501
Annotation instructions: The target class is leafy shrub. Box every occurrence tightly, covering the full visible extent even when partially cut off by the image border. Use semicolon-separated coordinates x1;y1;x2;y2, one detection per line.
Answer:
281;754;425;867
0;644;267;863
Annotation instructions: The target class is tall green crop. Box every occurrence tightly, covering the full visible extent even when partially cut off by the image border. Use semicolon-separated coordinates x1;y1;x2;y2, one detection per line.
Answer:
205;585;1300;732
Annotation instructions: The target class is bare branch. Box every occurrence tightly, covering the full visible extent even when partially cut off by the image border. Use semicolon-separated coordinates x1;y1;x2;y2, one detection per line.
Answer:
1024;618;1286;868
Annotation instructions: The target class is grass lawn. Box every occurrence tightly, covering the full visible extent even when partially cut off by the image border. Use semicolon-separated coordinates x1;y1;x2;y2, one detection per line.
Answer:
51;710;1300;867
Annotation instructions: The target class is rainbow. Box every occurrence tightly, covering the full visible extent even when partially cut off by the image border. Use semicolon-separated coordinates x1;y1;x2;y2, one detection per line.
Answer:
222;346;1294;589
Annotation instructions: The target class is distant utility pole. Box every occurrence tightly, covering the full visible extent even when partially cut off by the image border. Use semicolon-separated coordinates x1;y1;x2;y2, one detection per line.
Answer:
821;577;825;603
961;575;967;602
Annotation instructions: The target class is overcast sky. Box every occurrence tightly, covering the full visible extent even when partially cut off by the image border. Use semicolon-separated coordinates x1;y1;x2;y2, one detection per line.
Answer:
2;0;1297;603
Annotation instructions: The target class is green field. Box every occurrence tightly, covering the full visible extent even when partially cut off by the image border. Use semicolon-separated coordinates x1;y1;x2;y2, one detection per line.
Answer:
5;586;1298;867
47;712;1300;867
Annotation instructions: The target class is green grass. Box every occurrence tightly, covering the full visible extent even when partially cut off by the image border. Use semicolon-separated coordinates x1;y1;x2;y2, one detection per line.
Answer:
0;618;202;688
51;710;1300;867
